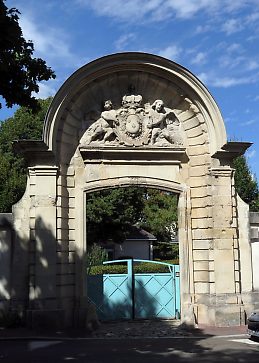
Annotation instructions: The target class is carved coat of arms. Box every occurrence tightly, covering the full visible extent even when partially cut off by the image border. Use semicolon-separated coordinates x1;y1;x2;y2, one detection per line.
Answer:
79;95;183;147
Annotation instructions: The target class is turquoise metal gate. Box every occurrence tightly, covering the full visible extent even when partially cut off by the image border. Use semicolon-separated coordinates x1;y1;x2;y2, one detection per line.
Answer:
87;259;180;321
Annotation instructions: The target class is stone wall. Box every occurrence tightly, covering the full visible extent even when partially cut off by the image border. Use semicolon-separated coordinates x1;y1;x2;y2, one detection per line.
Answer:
250;212;259;291
0;214;13;309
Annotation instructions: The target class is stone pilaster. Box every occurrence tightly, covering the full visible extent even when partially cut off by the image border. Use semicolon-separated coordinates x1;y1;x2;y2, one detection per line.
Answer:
210;167;236;295
28;166;58;310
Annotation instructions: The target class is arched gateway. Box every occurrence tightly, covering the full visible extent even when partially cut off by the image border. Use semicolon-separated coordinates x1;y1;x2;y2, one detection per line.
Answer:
12;52;258;327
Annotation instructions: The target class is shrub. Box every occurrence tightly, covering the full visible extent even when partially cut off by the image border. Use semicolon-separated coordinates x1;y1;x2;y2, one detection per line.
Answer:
86;244;108;274
153;242;179;260
88;259;179;275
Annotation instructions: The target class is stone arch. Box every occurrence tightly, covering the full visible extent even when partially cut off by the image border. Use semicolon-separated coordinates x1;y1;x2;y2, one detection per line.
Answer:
43;52;227;161
12;52;255;328
83;176;184;194
81;176;190;321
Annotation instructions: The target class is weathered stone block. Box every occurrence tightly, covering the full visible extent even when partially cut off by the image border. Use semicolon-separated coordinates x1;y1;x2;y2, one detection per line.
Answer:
188;135;207;146
193;250;209;261
214;250;235;293
193;239;211;249
186;126;203;138
182;115;200;128
194;270;210;282
214;239;233;250
195;282;210;294
190;186;211;198
192;209;213;220
215;306;242;327
189;176;209;188
188;144;209;156
189;154;211;167
192;229;214;240
189;165;209;177
192;217;213;229
194;261;209;270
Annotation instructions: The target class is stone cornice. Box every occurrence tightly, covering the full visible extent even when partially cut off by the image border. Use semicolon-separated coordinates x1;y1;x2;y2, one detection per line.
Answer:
13;140;56;166
209;167;234;177
212;141;252;161
28;166;59;177
79;146;188;164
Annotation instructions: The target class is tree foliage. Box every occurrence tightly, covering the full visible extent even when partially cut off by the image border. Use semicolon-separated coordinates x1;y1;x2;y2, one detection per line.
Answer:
86;187;145;244
86;187;178;245
141;189;178;242
0;0;55;110
233;156;259;211
86;243;108;274
0;98;52;212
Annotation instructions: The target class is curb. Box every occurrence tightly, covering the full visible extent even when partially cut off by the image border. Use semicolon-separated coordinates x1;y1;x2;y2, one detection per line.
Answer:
0;333;249;341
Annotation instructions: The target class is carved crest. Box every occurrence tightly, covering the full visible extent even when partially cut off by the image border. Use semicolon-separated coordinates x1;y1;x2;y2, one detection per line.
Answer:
79;95;183;147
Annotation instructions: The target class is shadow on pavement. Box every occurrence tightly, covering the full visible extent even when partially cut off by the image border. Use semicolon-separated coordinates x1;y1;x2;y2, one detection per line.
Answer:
0;320;258;363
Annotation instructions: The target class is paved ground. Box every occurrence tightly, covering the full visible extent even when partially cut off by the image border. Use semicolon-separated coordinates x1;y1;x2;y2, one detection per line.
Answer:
0;319;248;339
0;331;258;363
0;321;258;363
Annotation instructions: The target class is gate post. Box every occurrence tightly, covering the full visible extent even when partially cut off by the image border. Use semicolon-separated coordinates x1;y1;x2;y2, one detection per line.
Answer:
127;259;135;319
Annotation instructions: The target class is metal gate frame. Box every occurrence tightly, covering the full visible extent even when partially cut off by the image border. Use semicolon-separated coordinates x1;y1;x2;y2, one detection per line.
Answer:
87;259;180;321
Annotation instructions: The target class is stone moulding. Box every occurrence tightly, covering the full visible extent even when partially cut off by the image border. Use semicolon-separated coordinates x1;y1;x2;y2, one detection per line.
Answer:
212;141;252;162
79;146;188;164
13;140;55;166
43;52;227;156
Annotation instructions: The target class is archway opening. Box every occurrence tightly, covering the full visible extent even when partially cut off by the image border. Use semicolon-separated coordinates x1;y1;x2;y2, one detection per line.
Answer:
86;186;179;262
85;186;181;322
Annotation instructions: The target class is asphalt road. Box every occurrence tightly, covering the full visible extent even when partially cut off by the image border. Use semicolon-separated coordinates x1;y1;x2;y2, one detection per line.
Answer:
0;335;259;363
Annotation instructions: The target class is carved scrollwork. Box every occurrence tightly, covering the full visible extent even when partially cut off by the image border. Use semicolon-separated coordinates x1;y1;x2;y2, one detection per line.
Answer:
79;95;183;147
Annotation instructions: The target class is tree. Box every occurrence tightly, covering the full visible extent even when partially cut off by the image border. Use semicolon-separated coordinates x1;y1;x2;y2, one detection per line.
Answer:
140;189;178;242
0;98;52;212
86;187;178;246
233;156;259;211
86;187;145;244
0;0;55;110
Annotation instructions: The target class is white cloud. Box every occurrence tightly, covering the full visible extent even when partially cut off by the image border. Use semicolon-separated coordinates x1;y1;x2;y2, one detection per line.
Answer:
212;76;255;88
246;60;259;71
76;0;259;23
158;45;182;61
195;24;211;34
226;43;243;54
191;52;207;65
221;18;244;35
19;14;75;67
197;72;259;88
245;12;259;23
246;149;256;159
219;55;246;69
197;72;209;84
224;117;234;124
115;33;136;50
241;119;257;126
76;0;163;22
33;82;57;99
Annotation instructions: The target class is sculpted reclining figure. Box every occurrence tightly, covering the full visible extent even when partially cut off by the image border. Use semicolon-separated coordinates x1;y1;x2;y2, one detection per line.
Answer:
80;100;118;145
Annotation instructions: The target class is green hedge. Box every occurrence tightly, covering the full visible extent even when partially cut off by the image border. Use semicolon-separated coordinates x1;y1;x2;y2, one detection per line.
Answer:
88;259;179;275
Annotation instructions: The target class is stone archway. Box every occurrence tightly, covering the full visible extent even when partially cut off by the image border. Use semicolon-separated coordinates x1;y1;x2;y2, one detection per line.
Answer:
12;52;256;328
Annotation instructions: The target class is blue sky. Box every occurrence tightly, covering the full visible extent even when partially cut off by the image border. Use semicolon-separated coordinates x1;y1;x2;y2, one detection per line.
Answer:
1;0;259;178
